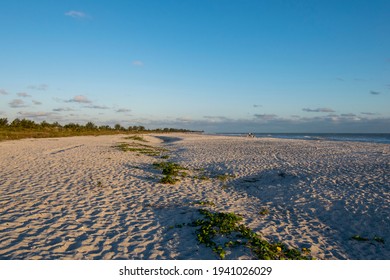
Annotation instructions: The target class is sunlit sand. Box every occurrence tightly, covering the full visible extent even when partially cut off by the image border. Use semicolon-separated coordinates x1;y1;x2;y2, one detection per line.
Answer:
0;134;388;259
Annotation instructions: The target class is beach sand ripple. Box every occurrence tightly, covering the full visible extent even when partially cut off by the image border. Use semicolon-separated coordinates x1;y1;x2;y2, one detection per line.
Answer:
0;134;389;259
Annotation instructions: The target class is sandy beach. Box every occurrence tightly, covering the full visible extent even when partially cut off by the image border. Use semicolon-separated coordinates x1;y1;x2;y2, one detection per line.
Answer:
0;133;389;260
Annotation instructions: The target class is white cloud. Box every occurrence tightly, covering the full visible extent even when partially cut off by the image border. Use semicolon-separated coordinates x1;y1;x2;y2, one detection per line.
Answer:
116;108;132;113
27;84;48;91
302;107;335;113
17;92;31;98
0;89;9;95
53;107;75;112
9;99;28;108
254;114;278;121
84;105;110;109
65;95;92;104
32;100;42;105
65;10;90;19
203;116;231;122
17;111;56;119
361;112;378;116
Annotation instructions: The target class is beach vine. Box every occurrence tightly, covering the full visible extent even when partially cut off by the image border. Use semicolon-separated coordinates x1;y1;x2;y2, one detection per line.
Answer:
192;209;312;260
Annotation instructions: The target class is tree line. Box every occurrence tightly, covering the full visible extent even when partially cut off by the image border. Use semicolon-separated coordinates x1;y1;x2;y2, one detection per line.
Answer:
0;117;199;133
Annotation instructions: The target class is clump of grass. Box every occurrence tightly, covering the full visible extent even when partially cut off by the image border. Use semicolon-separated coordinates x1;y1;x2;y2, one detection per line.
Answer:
215;174;236;181
194;200;216;207
351;235;370;242
350;235;385;244
160;175;179;184
153;161;188;184
160;155;170;159
373;236;385;244
194;175;210;181
124;135;148;142
259;207;270;215
192;209;312;260
115;142;167;156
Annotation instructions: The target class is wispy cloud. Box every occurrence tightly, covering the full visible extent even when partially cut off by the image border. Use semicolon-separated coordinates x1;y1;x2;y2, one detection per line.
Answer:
370;90;381;95
116;108;132;113
53;107;75;112
84;105;110;109
254;114;278;121
302;107;335;113
203;116;231;123
17;92;31;98
27;84;48;91
132;60;144;67
361;112;379;116
341;113;357;117
253;104;262;108
32;100;42;105
65;95;92;104
176;117;193;122
65;10;90;19
9;99;28;108
0;89;9;95
17;111;56;119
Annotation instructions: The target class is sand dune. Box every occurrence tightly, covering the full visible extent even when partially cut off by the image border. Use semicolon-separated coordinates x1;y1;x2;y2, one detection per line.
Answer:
0;134;389;259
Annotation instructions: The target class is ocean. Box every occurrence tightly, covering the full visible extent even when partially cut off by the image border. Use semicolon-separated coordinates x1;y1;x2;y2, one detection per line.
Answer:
216;133;390;144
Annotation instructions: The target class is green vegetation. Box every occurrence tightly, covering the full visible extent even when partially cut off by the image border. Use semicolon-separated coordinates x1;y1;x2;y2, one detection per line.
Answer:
115;142;167;156
194;175;210;181
259;207;270;215
374;236;385;244
351;235;370;242
215;174;236;181
153;161;188;184
124;135;148;142
193;200;216;207
192;209;312;260
351;235;385;244
0;117;200;141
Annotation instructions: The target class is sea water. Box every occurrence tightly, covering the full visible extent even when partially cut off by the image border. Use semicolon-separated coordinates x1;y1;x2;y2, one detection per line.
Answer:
218;133;390;144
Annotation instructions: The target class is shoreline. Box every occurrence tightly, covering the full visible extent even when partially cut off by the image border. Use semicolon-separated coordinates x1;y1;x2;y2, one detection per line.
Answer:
0;133;389;259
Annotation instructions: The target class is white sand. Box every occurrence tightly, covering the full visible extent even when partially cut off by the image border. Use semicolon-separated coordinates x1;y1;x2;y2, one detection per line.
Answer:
0;133;389;259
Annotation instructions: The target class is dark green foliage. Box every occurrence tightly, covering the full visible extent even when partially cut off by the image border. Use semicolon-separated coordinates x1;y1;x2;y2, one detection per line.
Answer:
85;121;97;130
160;175;179;184
215;174;236;181
374;236;385;244
351;235;370;241
0;117;200;141
259;207;270;215
115;143;165;156
124;135;148;142
0;118;8;127
153;161;187;184
351;235;385;243
194;200;216;207
192;209;312;260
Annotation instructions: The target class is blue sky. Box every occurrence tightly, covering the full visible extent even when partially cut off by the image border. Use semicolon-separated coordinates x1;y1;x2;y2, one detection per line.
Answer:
0;0;389;132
